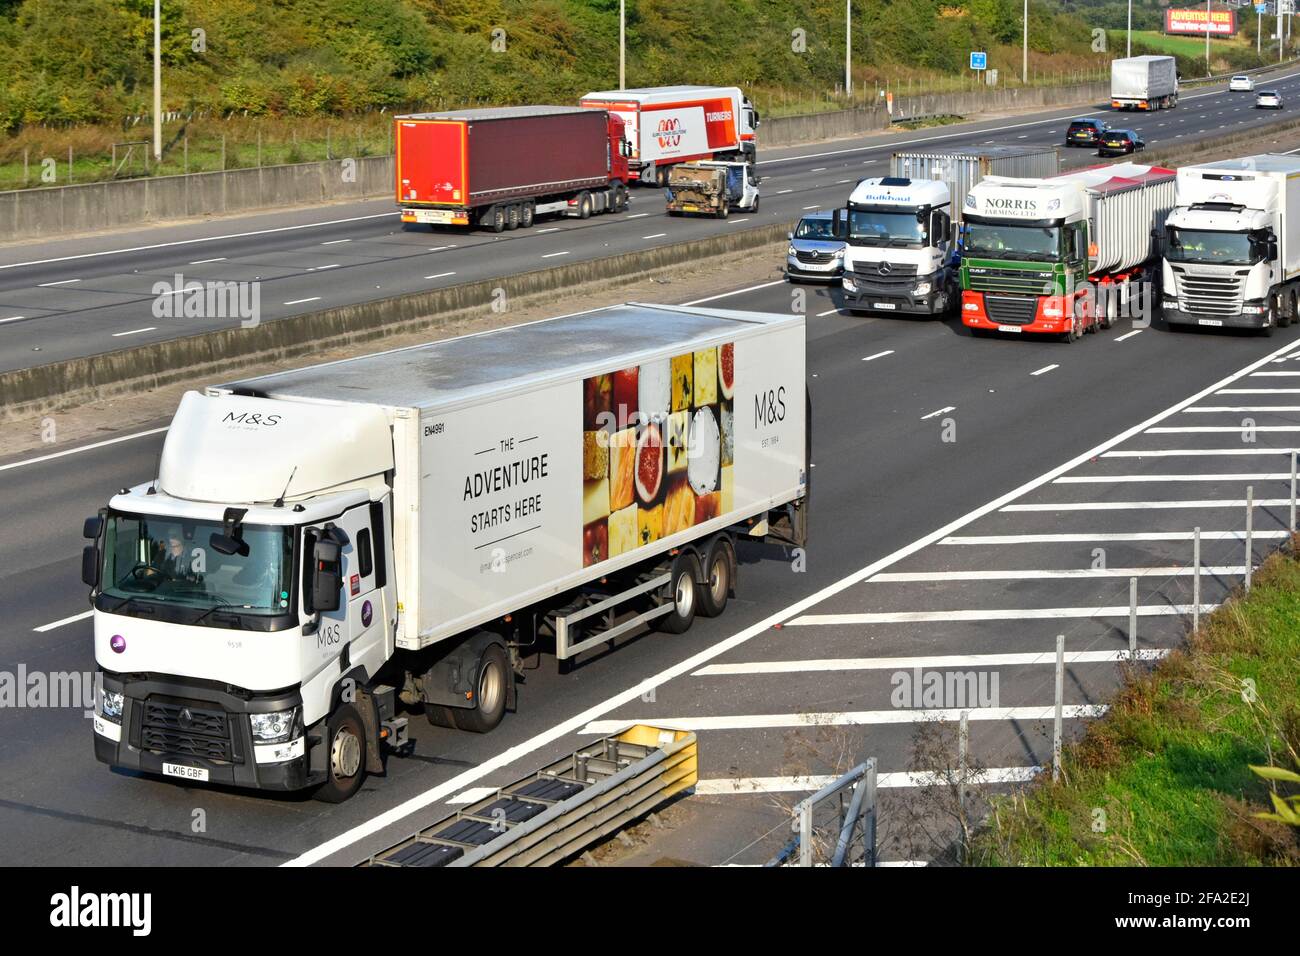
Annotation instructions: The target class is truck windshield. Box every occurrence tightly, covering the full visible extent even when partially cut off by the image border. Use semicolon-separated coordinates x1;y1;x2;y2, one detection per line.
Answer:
99;511;294;626
1165;228;1264;266
965;222;1061;261
847;209;926;247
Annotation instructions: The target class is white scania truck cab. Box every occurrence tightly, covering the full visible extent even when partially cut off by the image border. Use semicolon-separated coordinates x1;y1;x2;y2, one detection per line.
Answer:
1162;154;1300;331
84;303;809;802
838;176;956;316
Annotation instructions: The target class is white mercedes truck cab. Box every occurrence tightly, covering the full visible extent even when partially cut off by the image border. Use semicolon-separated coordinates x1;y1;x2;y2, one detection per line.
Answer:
838;176;956;316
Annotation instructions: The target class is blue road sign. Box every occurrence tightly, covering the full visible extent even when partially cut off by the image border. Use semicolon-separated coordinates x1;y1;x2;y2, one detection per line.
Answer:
970;51;988;70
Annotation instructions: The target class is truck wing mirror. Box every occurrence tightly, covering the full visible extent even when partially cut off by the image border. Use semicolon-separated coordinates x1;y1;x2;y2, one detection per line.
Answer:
83;515;103;539
309;537;343;614
81;546;100;589
1269;239;1279;261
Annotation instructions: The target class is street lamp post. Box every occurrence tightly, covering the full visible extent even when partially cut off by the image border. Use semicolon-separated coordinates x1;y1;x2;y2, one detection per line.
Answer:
1127;0;1132;57
619;0;625;88
153;0;161;161
845;0;852;97
1205;0;1211;77
1023;0;1029;84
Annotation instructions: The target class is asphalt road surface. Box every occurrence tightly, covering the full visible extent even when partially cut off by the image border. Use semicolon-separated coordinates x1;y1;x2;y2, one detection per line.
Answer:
4;68;1300;371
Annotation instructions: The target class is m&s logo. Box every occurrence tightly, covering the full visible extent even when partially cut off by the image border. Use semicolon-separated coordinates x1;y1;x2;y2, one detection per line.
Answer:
755;387;786;427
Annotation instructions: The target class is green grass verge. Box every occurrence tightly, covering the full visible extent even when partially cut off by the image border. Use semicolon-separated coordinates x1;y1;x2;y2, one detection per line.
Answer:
972;542;1300;866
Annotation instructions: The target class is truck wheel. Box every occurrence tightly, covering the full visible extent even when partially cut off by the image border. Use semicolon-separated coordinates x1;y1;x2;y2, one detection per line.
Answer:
448;643;510;734
749;196;760;213
313;703;367;803
614;186;629;212
488;205;506;233
521;202;535;228
699;537;734;618
657;552;701;634
578;192;593;219
506;204;521;230
717;199;730;219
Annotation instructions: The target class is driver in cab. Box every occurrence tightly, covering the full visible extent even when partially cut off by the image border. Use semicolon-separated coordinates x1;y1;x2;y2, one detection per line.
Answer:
152;526;202;582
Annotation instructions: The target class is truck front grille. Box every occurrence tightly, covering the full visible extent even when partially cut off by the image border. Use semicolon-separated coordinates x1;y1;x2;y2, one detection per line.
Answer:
1175;273;1243;316
968;268;1054;296
796;250;836;264
141;698;233;762
983;294;1039;325
852;261;916;292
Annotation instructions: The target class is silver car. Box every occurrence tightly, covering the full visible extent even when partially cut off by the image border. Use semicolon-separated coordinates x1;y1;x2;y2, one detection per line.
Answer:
1256;89;1283;109
785;210;846;283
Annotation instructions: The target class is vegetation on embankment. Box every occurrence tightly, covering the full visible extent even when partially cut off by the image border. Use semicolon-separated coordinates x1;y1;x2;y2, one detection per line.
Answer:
972;542;1300;866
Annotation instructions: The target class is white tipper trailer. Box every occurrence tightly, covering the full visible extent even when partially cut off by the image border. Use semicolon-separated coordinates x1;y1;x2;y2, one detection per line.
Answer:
84;304;808;802
1162;154;1300;331
1110;55;1178;111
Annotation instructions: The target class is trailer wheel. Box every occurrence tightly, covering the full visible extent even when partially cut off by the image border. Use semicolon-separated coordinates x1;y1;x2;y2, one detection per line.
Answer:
313;703;367;803
716;198;730;219
487;205;506;233
577;192;593;219
506;204;521;230
699;537;734;618
658;552;701;634
447;643;510;734
613;186;629;212
521;202;535;229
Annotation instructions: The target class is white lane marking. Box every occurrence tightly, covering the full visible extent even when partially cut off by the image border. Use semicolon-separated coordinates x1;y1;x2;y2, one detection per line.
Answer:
0;426;169;473
188;257;226;264
1149;425;1300;433
1103;448;1297;457
111;327;156;337
802;205;821;210
38;278;80;287
310;264;340;271
446;787;497;805
921;405;955;420
535;227;561;234
580;706;1109;734
283;296;321;305
541;251;570;259
816;308;844;317
1251;371;1300;376
728;218;751;224
777;189;793;194
624;213;650;219
696;767;1044;794
1031;364;1058;376
424;272;456;280
788;606;1217;625
863;350;894;362
0;211;399;271
1114;328;1144;342
867;567;1241;581
943;531;1284;544
810;167;827;172
683;279;785;305
427;245;456;251
1219;388;1300;393
0;315;26;324
321;238;352;245
642;233;667;239
283;324;1300;867
1004;499;1286;510
696;650;1167;677
1185;405;1300;412
33;610;93;633
1057;472;1290;482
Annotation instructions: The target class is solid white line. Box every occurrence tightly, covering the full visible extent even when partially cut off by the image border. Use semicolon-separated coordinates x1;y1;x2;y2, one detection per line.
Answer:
541;251;570;259
0;315;25;324
866;567;1242;582
282;326;1300;867
0;212;399;271
683;279;786;305
579;706;1109;734
38;278;80;286
787;605;1217;625
1056;472;1290;482
0;426;170;473
111;327;156;337
424;272;456;280
188;257;226;264
863;350;894;362
642;233;667;239
693;650;1168;677
32;610;93;633
1149;426;1300;433
942;531;1283;544
1031;364;1059;376
1185;406;1300;413
695;767;1044;794
446;787;497;805
1218;388;1300;393
283;297;321;305
1250;371;1300;376
921;405;955;420
1003;499;1288;511
1102;448;1296;457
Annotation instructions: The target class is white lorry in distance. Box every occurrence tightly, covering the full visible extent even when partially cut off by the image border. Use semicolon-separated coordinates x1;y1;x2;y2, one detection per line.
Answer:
579;86;759;185
1162;154;1300;331
1111;55;1179;111
84;304;808;802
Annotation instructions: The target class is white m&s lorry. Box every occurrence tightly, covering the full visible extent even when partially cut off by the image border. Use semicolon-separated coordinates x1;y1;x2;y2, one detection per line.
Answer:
84;304;808;802
1162;154;1300;331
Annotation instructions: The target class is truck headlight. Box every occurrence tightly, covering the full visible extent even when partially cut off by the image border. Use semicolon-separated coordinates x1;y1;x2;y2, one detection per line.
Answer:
843;276;856;292
788;246;798;257
97;688;124;724
913;281;931;296
250;708;301;743
833;248;845;259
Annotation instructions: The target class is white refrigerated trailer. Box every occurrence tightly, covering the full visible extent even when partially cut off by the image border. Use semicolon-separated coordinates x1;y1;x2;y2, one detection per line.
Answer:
84;304;808;801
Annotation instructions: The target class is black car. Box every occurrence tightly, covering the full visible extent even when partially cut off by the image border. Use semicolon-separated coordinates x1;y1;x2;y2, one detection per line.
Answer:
1065;118;1109;147
1098;129;1144;157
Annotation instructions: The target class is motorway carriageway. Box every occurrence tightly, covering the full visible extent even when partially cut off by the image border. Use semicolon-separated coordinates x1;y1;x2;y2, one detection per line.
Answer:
5;67;1300;371
1;271;1298;865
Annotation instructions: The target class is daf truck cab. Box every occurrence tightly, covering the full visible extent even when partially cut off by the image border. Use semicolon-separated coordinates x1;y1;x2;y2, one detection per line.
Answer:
838;176;956;316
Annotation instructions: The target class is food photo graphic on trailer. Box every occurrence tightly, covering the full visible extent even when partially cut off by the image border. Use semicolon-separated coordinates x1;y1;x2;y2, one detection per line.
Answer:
582;343;737;566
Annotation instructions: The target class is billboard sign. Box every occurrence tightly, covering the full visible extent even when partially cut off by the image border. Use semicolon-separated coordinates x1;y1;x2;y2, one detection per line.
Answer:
1165;8;1238;35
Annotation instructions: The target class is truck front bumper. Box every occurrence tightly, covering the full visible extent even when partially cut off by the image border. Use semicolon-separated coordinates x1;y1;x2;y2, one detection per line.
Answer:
786;257;844;282
841;273;947;314
961;290;1080;335
93;672;318;792
1162;302;1271;330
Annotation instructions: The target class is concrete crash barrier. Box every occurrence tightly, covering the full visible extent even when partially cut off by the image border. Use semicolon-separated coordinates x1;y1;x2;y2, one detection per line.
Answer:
0;221;790;423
